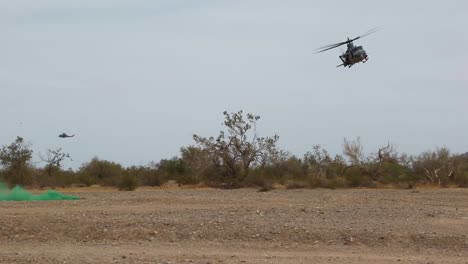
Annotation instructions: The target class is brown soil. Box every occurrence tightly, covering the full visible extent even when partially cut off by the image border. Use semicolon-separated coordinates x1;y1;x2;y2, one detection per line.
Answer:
0;187;467;263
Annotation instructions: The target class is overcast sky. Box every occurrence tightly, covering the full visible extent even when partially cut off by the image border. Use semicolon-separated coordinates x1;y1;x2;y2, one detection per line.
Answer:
1;0;467;169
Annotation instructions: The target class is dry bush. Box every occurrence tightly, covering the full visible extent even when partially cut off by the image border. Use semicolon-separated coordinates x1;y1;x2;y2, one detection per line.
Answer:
323;178;347;189
193;110;279;187
243;172;273;190
0;137;34;187
343;166;372;187
285;180;308;189
118;173;139;191
78;157;124;187
127;165;164;187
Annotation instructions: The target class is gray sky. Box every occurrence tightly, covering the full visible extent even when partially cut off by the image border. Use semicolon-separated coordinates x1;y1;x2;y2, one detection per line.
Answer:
1;0;467;169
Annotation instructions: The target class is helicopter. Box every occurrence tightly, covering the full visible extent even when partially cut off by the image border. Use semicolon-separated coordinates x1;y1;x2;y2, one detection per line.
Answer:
58;133;75;138
316;27;380;68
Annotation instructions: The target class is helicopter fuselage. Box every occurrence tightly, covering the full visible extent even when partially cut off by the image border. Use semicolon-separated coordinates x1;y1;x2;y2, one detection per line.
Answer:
338;43;368;68
315;27;380;68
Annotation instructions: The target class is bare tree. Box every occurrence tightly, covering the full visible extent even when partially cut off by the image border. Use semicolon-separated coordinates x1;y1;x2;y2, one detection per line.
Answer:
342;137;364;165
414;147;453;186
342;138;406;182
374;142;399;164
40;148;72;178
193;110;279;185
304;145;332;179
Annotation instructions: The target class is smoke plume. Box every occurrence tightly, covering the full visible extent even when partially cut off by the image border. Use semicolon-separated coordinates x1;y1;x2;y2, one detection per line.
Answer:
0;182;79;201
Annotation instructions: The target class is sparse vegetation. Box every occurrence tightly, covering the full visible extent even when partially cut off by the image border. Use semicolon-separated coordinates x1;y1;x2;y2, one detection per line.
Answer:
193;110;280;188
38;148;72;188
78;157;124;187
0;111;467;190
117;172;139;191
0;137;34;187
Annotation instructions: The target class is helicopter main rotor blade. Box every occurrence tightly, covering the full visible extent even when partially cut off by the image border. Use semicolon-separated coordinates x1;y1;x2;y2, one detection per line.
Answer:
357;26;382;39
315;27;381;54
316;40;348;51
334;27;380;47
315;41;348;53
315;36;361;53
348;36;360;42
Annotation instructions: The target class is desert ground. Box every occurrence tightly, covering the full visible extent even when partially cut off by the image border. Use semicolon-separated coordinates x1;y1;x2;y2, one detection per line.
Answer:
0;187;467;264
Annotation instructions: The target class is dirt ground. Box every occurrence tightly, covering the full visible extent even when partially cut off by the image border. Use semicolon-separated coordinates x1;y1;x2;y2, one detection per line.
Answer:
0;187;467;264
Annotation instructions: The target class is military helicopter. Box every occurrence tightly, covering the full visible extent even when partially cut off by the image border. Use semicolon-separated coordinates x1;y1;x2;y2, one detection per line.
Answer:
316;27;381;68
58;133;75;138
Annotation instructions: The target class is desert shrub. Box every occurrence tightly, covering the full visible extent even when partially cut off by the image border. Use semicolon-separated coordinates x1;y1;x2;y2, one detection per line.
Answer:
0;170;5;183
127;165;164;187
249;155;307;187
285;180;307;189
193;110;280;186
344;166;371;187
453;157;468;187
77;170;95;187
275;156;306;180
174;174;200;185
284;176;345;189
78;157;124;186
242;169;274;191
455;171;468;187
179;146;214;185
118;173;139;191
0;137;34;187
258;184;273;192
55;169;79;188
196;165;225;187
306;176;325;188
156;158;192;185
304;145;333;181
158;158;187;175
35;168;54;188
412;148;454;186
379;162;416;185
35;167;78;188
1;166;36;187
323;177;346;189
243;172;270;188
35;148;77;188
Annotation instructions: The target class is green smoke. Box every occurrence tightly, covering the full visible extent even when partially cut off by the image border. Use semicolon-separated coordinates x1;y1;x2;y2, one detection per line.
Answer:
0;182;79;201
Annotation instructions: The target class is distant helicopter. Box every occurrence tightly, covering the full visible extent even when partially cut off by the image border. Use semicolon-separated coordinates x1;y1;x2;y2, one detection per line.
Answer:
58;133;75;138
316;27;380;68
